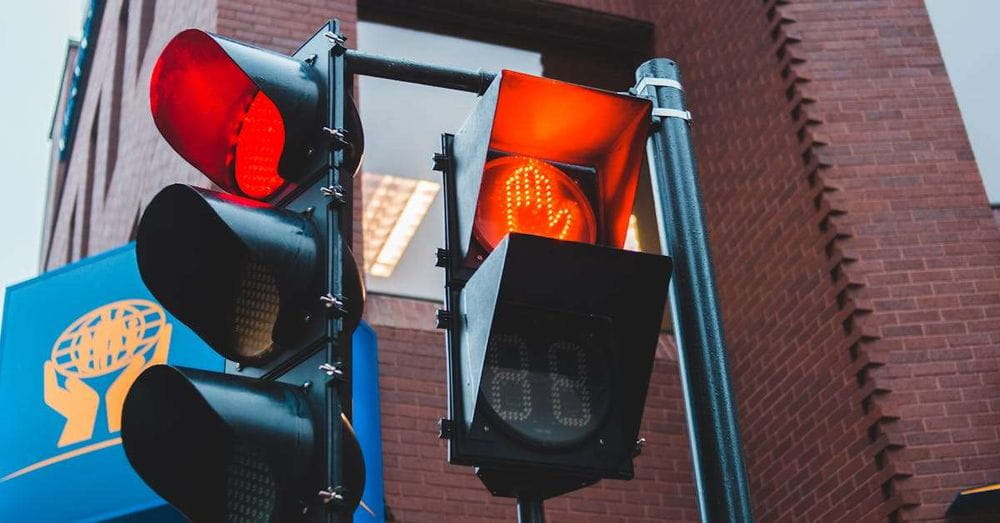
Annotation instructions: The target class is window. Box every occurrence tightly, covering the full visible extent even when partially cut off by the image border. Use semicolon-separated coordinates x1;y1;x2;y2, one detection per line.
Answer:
358;22;543;300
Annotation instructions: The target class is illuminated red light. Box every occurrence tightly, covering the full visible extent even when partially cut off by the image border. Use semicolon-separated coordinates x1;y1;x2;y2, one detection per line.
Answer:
149;29;289;200
235;93;285;199
474;156;596;250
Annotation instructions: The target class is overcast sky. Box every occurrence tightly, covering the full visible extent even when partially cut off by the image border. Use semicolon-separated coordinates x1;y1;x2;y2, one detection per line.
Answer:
925;0;1000;204
0;0;86;327
0;1;998;328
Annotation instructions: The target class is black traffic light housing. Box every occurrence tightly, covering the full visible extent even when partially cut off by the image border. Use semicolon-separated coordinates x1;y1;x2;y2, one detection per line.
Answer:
436;71;670;501
135;184;363;365
454;234;670;497
123;21;365;522
122;366;363;521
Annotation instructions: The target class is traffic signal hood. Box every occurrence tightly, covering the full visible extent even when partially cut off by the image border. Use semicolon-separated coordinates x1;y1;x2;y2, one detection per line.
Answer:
122;365;365;521
150;29;363;200
135;184;363;365
451;70;651;265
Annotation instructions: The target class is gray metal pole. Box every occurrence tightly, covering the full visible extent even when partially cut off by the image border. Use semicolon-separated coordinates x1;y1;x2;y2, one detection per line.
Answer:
516;497;545;523
634;59;753;522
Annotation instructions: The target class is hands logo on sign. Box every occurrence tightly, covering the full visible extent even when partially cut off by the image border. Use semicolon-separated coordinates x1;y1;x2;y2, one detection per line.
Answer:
44;300;171;447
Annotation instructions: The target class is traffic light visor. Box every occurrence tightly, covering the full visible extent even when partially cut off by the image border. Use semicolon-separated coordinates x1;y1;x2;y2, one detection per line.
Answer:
135;184;364;365
452;71;651;262
122;365;364;520
150;30;364;199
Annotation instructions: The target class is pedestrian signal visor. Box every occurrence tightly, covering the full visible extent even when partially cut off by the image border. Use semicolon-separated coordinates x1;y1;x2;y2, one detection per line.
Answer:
452;71;651;265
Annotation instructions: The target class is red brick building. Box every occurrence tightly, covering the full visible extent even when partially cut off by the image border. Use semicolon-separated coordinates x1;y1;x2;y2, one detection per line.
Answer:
42;0;1000;521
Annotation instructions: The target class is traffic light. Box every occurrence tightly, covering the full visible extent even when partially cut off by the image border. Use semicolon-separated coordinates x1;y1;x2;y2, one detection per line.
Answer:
121;21;366;521
436;71;672;499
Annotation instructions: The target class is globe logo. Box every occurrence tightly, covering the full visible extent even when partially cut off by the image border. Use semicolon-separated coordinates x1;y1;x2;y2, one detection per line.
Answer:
44;299;172;447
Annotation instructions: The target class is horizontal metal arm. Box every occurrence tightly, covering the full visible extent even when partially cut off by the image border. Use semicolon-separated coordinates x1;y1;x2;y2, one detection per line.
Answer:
344;49;497;95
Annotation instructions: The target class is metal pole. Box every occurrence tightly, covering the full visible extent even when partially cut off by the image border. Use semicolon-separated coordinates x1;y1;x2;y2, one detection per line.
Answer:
345;49;496;95
326;19;347;523
634;59;753;522
516;497;545;523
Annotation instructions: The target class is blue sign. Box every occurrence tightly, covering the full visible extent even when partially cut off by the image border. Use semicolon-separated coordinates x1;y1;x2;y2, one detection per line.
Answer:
0;244;223;521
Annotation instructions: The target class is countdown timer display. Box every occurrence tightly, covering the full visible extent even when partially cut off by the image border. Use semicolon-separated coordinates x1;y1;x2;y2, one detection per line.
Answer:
479;304;613;448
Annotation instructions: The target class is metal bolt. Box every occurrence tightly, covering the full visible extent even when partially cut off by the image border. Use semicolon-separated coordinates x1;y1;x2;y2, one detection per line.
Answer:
319;362;345;380
475;254;484;262
303;314;312;323
320;184;347;205
431;152;449;172
235;362;243;372
435;248;449;268
435;309;451;329
320;293;348;317
633;437;647;457
318;486;345;505
301;381;312;390
323;126;349;148
301;206;315;216
599;438;606;447
303;54;318;66
324;31;347;46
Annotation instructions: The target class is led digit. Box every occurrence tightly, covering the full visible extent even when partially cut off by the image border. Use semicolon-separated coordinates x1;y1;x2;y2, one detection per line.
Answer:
486;333;532;423
548;341;592;428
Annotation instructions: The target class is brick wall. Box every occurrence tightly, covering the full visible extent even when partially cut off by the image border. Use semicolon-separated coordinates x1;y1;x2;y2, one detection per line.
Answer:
42;0;216;271
42;0;1000;521
780;0;1000;520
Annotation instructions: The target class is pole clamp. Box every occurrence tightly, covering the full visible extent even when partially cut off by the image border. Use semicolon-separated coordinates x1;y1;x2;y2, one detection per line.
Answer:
652;108;693;122
634;77;683;95
324;31;347;53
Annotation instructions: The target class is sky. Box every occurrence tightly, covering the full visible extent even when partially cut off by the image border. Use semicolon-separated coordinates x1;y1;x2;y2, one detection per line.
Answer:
0;0;87;323
0;1;999;326
925;0;1000;204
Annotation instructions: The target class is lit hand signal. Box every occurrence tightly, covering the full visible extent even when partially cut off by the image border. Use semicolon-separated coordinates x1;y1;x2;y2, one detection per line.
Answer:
474;156;596;250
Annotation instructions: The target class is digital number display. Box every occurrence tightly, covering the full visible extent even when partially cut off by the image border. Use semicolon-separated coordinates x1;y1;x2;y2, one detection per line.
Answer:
479;306;611;448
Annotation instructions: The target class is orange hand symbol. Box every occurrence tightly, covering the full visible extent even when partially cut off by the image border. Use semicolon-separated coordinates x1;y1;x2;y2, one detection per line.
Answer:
503;164;574;240
43;361;99;448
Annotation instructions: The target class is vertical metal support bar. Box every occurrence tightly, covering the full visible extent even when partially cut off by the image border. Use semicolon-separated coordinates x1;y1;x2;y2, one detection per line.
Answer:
516;497;545;523
635;59;753;523
438;134;465;462
326;19;347;523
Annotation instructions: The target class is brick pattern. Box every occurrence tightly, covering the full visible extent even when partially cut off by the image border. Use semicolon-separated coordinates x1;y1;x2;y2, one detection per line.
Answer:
780;0;1000;520
654;1;888;520
42;0;216;271
41;0;1000;521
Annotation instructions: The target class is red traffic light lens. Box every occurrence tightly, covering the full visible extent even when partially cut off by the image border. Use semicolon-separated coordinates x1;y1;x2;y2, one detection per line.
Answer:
473;156;596;251
234;93;286;199
150;29;291;200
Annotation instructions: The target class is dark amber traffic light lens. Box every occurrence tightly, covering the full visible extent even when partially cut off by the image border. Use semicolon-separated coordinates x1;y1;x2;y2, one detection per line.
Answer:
234;92;286;199
473;156;596;251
